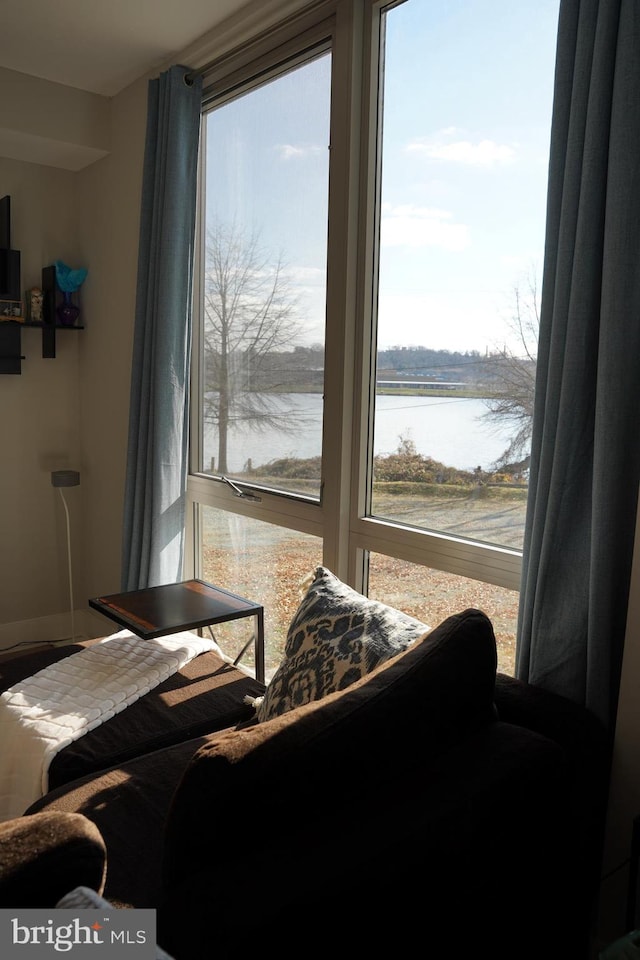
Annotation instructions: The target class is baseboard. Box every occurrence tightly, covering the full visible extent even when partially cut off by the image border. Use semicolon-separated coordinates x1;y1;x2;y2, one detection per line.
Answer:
0;611;93;654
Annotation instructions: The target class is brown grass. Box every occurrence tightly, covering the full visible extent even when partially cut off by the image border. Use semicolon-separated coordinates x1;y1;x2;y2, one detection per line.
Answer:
200;480;523;679
202;541;517;681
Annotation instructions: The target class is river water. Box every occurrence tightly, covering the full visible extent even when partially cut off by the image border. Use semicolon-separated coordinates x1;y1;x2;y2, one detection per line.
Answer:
204;393;517;473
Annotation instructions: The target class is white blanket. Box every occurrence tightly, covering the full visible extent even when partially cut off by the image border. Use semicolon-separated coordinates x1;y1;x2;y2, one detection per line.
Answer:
0;629;217;822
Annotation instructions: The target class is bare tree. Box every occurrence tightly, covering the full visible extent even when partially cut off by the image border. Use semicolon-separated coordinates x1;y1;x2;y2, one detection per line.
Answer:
481;271;539;469
203;223;303;474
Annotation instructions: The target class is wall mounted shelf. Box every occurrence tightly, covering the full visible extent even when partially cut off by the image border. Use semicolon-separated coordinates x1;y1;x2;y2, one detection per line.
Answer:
27;319;84;360
0;321;83;373
0;264;84;373
0;323;25;374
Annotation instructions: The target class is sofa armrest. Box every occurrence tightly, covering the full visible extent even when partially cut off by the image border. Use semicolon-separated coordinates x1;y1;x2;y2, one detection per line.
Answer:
159;721;574;960
0;811;106;907
494;672;610;922
494;673;609;755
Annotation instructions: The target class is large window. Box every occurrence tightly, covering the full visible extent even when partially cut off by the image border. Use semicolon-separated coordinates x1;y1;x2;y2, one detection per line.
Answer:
188;0;559;679
195;45;330;501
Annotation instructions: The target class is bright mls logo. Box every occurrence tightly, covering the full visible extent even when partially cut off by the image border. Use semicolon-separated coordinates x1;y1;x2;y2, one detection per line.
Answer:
0;908;157;956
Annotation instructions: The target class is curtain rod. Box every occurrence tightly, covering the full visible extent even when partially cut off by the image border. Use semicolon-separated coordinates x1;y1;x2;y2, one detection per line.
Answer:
183;0;333;86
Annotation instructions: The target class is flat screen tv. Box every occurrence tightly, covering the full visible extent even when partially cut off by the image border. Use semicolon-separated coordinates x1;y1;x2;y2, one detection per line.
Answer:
0;195;20;301
0;195;9;250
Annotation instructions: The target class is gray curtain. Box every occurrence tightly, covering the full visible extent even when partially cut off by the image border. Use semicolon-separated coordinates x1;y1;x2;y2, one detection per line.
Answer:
121;65;202;590
516;0;640;730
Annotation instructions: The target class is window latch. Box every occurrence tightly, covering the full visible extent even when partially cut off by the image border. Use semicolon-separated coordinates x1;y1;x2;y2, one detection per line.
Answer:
219;475;262;502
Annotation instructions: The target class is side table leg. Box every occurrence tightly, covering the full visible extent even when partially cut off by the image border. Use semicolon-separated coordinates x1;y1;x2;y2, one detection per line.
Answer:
255;609;265;684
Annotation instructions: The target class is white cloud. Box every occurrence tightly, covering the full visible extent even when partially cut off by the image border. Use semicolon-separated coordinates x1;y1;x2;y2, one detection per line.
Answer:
381;203;470;251
276;143;324;160
290;265;326;287
407;134;516;166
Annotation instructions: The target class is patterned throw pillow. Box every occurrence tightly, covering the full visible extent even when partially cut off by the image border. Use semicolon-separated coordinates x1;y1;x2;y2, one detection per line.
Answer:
255;566;430;722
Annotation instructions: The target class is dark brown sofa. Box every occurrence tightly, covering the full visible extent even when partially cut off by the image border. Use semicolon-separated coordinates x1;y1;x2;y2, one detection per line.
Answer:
0;637;264;792
0;607;610;960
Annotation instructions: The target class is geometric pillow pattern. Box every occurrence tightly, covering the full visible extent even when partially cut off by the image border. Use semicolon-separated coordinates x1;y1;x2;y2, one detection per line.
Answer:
255;566;430;722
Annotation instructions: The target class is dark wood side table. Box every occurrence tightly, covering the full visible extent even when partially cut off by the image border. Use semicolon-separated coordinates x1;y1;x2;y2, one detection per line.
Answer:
89;579;265;683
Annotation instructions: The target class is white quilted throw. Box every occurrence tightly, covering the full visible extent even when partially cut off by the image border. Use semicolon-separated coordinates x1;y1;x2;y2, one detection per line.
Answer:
0;629;216;822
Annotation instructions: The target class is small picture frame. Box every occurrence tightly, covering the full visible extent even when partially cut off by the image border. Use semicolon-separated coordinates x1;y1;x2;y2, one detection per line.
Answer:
0;298;24;322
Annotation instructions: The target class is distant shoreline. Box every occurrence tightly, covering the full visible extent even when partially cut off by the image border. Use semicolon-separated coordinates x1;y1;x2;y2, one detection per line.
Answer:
271;384;492;399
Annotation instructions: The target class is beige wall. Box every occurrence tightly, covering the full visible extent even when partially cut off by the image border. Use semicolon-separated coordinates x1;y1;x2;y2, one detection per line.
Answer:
597;500;640;945
0;67;109;170
0;69;145;645
0;156;84;645
76;78;147;632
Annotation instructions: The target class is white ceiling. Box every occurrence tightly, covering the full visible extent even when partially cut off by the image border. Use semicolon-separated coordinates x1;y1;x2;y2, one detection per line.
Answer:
0;0;252;96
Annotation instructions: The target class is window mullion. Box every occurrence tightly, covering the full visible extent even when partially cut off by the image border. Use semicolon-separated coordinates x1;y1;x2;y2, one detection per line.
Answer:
319;0;366;583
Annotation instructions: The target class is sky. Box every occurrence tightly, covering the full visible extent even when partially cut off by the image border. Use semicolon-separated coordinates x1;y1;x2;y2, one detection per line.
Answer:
206;0;560;355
